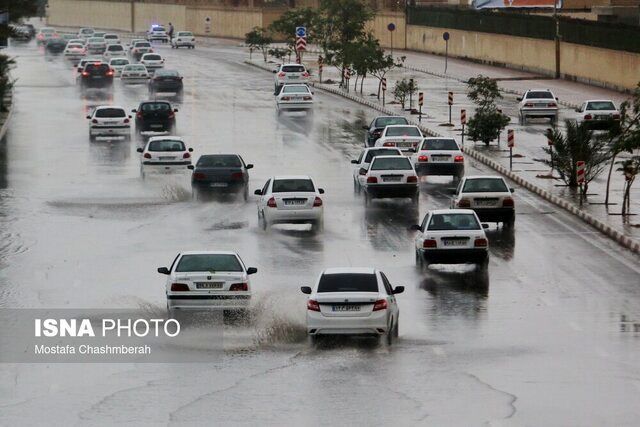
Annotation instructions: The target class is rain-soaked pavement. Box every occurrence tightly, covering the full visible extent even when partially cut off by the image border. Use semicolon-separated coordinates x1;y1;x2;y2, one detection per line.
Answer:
1;38;640;426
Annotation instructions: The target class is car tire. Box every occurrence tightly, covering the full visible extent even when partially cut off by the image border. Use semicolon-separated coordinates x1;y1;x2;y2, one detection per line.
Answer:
259;212;268;231
386;320;394;346
364;192;372;206
504;213;515;229
411;192;419;204
415;250;423;270
353;178;360;194
478;257;489;274
313;219;324;233
393;317;399;338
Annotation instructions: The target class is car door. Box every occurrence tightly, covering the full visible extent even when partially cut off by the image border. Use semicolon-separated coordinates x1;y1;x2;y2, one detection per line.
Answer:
379;272;398;323
354;151;365;184
258;179;271;214
415;212;430;250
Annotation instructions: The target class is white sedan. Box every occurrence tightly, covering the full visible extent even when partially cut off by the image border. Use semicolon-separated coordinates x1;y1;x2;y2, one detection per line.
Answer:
276;84;313;113
352;147;402;192
374;125;423;152
120;64;149;84
575;100;621;129
140;53;165;72
86;106;131;141
64;43;86;60
359;155;419;205
159;251;257;314
137;136;193;179
413;209;489;272
450;175;515;227
412;137;464;179
301;267;403;344
108;57;130;77
255;175;324;231
518;89;559;124
103;44;126;60
103;33;120;45
171;31;196;49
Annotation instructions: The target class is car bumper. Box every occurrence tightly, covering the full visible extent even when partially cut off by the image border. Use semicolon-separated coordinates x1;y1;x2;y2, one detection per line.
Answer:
122;77;149;84
277;102;313;111
264;208;323;224
521;108;558;117
192;181;245;192
142;161;191;173
173;41;194;47
151;84;183;92
307;309;388;335
90;126;130;136
471;207;515;222
419;248;488;264
581;119;620;130
167;293;251;310
415;162;464;176
365;184;418;198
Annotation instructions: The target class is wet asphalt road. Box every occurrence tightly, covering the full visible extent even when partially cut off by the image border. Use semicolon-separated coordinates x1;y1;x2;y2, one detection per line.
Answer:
1;39;640;426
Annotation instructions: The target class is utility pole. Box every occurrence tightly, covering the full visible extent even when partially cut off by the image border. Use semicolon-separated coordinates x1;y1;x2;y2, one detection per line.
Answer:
554;0;560;79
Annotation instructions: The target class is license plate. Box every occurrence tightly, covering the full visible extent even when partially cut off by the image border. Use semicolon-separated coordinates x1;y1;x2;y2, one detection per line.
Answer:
382;176;402;182
443;239;467;247
475;199;498;207
397;141;412;147
332;305;361;312
431;156;449;162
150;124;163;128
596;115;608;120
159;156;174;160
210;182;228;187
289;76;299;79
284;199;306;206
104;121;117;125
195;282;223;289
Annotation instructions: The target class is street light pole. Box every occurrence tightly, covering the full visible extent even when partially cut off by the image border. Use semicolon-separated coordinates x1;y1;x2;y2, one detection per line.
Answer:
554;0;560;79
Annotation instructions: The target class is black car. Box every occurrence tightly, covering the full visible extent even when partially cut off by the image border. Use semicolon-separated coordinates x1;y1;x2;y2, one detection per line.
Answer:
363;116;410;147
45;38;67;55
79;63;114;91
132;101;177;133
149;70;183;97
189;154;253;200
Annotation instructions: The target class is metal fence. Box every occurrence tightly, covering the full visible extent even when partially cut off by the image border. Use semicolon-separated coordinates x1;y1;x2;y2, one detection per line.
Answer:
560;18;640;53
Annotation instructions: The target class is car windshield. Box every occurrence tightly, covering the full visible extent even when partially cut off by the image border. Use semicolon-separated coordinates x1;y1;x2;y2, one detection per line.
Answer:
428;213;481;231
108;45;124;51
135;42;151;48
85;64;109;74
421;139;459;150
141;103;171;112
282;86;309;94
385;126;421;137
281;65;305;73
197;155;242;168
80;29;93;34
317;273;378;293
152;26;166;32
110;59;129;65
374;117;408;128
526;91;554;99
178;32;193;36
364;149;401;163
272;179;315;193
41;28;55;34
144;54;161;60
147;139;185;152
371;157;412;171
175;254;242;273
462;178;509;193
586;101;616;111
95;108;125;118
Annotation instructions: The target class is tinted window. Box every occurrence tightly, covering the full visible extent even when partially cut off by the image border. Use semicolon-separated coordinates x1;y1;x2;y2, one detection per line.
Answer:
95;108;125;118
153;26;166;32
125;65;146;72
526;91;554;99
88;38;103;43
317;273;378;293
110;59;129;65
374;117;408;128
144;54;161;60
282;65;305;72
178;32;193;36
364;149;401;163
272;179;315;193
282;86;309;94
107;45;124;51
135;42;151;48
428;213;481;231
197;155;242;168
586;101;616;111
85;64;110;74
421;139;458;150
462;178;509;193
141;103;171;112
175;254;242;272
148;140;185;152
104;35;118;39
371;157;412;171
385;127;421;137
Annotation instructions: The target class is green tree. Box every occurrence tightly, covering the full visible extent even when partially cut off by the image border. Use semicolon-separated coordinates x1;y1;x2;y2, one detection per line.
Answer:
542;120;610;195
0;55;15;112
370;53;405;99
616;156;639;216
0;0;39;40
268;8;320;51
393;78;418;110
466;75;509;145
268;47;291;63
245;27;272;62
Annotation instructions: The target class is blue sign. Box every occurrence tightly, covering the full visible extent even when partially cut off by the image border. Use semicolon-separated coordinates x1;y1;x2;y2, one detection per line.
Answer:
295;27;306;38
387;23;396;32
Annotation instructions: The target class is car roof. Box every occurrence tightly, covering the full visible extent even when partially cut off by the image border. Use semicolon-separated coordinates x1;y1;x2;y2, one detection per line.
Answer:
200;154;240;158
526;89;554;93
384;124;419;128
281;63;306;67
148;136;184;142
584;99;616;103
140;100;171;105
429;208;476;215
371;155;409;161
423;137;456;140
464;175;506;180
374;116;405;119
179;251;239;256
363;147;401;152
272;175;312;180
95;105;125;110
323;267;376;275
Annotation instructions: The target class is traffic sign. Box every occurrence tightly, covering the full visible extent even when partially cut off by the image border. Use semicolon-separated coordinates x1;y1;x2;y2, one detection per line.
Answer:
204;16;211;33
576;161;586;184
443;32;450;41
295;36;307;52
461;109;466;125
295;27;306;38
387;23;396;32
382;78;387;91
448;92;453;105
507;129;515;147
418;92;424;107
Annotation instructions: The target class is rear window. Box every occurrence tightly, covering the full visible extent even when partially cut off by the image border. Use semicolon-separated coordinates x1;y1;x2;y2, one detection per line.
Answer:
427;213;481;231
282;65;305;73
364;149;401;163
107;45;124;51
175;254;242;273
586;101;616;111
84;64;110;74
462;178;509;193
141;102;171;112
110;59;129;65
371;157;412;171
421;139;458;151
80;29;94;34
153;26;166;32
135;42;151;48
197;155;242;168
88;38;103;43
272;179;315;193
144;54;161;60
104;34;118;39
317;273;378;293
125;65;146;72
374;117;408;128
95;108;125;118
282;86;309;94
385;126;421;137
67;43;83;49
147;139;185;152
526;91;554;99
178;32;193;36
41;28;55;34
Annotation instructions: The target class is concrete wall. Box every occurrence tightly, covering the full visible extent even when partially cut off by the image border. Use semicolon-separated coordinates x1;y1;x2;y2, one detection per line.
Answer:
48;0;133;32
133;3;186;33
186;6;262;38
369;12;406;50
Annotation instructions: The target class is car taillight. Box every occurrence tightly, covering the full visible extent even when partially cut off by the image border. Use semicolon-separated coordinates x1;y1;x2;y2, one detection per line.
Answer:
229;283;248;291
407;175;418;183
303;96;312;100
547;102;557;108
143;153;151;159
383;142;395;147
423;239;437;248
81;71;89;76
584;114;593;120
136;112;142;118
278;72;286;77
502;197;514;207
366;176;378;183
123;118;129;124
302;72;310;77
372;299;388;311
91;119;98;123
231;172;243;180
474;238;488;248
458;198;471;208
193;172;206;180
267;197;277;208
307;299;320;312
454;155;464;163
170;283;189;291
281;96;290;101
313;197;323;207
106;70;114;76
168;112;175;119
183;152;190;159
524;102;534;107
418;155;428;162
612;113;621;120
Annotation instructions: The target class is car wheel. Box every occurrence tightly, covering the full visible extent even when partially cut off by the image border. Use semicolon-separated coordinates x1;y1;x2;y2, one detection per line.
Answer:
353;178;360;194
411;192;419;204
478;257;489;274
504;213;515;229
313;219;324;232
364;192;372;206
141;170;146;181
243;186;249;202
259;212;268;230
89;133;96;142
393;316;399;338
386;320;394;346
415;250;423;269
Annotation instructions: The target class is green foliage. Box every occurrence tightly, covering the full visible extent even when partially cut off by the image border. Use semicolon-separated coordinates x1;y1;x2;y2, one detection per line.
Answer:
0;55;15;112
467;75;502;109
393;78;418;109
245;27;272;62
616;156;639;215
268;8;320;49
466;75;509;145
268;47;291;63
0;0;40;40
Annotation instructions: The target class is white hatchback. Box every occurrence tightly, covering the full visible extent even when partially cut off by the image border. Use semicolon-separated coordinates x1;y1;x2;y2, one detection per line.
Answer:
159;251;257;314
301;268;403;344
103;44;126;60
359;155;419;204
255;175;325;231
86;106;131;141
140;53;165;72
351;147;402;192
137;136;193;178
108;57;130;77
171;31;195;49
412;137;464;179
273;63;310;91
374;125;424;152
450;176;515;227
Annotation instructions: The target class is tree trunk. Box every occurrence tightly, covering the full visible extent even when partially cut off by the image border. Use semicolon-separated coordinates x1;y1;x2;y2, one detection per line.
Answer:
604;151;618;206
621;181;629;215
376;79;381;99
360;74;364;94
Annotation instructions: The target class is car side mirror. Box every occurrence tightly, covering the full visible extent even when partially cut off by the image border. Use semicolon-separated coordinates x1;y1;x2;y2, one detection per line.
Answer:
136;148;143;153
254;189;262;195
173;108;178;112
272;70;277;73
131;109;136;113
350;159;359;164
247;267;258;275
510;188;515;193
362;125;369;130
409;224;421;231
556;97;559;101
187;165;194;170
245;164;254;169
393;286;404;295
318;188;325;194
188;148;193;152
86;115;91;119
157;267;170;275
517;97;522;101
448;188;457;195
300;286;312;295
575;108;580;113
128;115;132;119
482;223;489;229
359;168;367;176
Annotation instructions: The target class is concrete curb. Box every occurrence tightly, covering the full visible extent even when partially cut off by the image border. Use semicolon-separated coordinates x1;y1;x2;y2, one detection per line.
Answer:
0;90;14;141
247;57;640;255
